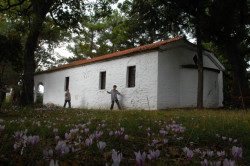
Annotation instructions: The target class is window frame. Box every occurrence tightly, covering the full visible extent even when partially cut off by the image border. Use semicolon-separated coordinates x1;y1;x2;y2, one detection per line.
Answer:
65;77;69;91
127;66;136;88
99;71;106;90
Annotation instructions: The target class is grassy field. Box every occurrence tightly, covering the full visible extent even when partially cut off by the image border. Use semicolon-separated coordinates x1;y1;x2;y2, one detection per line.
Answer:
0;105;249;166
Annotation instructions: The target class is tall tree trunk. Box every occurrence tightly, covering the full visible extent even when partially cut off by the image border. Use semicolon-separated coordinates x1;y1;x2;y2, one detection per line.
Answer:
0;63;5;108
225;43;250;108
196;27;203;109
22;1;53;105
22;28;40;105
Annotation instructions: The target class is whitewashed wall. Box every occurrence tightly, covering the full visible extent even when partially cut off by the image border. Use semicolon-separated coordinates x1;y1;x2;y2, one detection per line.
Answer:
157;46;223;109
35;41;224;110
34;51;158;110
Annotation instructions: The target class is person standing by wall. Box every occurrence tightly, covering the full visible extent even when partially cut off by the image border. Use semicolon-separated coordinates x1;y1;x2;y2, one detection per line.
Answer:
107;85;122;110
63;88;71;108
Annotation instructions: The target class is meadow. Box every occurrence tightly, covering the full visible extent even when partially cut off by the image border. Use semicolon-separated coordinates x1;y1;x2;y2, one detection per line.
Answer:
0;105;249;166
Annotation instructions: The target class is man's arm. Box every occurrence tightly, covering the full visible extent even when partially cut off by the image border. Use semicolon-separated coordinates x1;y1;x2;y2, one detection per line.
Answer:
117;91;122;96
107;91;111;94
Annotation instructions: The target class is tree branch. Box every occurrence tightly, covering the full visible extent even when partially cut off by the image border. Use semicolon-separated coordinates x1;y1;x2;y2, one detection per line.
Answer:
49;11;66;29
0;0;27;12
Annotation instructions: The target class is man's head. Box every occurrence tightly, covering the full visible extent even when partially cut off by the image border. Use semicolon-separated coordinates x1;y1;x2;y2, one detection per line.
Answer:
67;88;69;92
113;85;117;90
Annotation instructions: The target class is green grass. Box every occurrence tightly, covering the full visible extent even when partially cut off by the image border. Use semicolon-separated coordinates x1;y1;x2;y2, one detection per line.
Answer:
0;106;249;166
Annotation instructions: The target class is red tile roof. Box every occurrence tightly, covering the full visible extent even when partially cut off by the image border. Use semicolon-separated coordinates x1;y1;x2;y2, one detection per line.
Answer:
37;36;183;74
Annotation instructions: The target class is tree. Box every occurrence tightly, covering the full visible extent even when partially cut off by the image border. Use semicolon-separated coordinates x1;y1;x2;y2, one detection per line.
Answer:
66;9;134;61
129;0;211;108
0;0;90;105
0;34;23;108
202;0;250;108
124;0;250;108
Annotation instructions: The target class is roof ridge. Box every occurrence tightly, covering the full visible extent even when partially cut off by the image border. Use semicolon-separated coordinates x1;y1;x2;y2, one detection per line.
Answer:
36;36;184;74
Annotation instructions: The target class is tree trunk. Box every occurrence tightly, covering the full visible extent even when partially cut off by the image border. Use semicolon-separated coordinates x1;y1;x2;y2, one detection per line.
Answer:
22;30;39;105
225;44;250;108
196;28;204;109
0;88;5;108
22;1;53;105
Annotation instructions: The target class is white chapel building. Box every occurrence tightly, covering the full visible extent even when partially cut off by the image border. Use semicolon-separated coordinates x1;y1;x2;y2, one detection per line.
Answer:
34;37;225;110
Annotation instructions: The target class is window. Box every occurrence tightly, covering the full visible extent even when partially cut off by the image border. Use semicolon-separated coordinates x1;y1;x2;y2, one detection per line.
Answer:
193;55;198;65
100;71;106;89
65;77;69;91
128;66;136;87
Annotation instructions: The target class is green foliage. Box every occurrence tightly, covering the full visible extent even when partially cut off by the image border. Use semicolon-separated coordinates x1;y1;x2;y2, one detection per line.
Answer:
66;9;134;62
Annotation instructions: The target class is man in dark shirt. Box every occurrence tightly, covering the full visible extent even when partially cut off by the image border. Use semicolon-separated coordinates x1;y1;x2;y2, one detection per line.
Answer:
63;88;71;108
107;85;122;110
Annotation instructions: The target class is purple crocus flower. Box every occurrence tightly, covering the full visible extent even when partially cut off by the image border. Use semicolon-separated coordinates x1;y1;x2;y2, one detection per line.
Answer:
53;128;58;134
55;136;60;141
194;148;201;153
183;147;189;153
223;158;236;166
27;135;39;145
112;149;122;166
134;151;146;166
85;128;89;134
49;159;59;166
187;150;194;160
147;150;160;160
210;161;221;166
95;131;103;139
207;151;214;157
87;121;91;126
85;138;93;146
0;125;5;131
124;135;129;140
115;131;121;137
65;133;71;140
222;136;227;141
13;131;24;141
183;147;194;160
109;131;113;136
232;146;243;159
70;129;79;134
71;147;79;153
43;148;53;158
217;151;225;157
97;141;106;152
228;138;233;142
163;139;168;144
201;159;208;166
159;129;164;135
152;139;159;146
55;141;69;155
89;134;95;140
